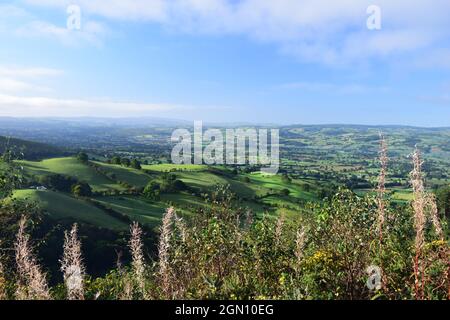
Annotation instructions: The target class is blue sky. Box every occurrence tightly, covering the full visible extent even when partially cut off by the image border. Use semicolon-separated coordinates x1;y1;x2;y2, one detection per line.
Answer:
0;0;450;126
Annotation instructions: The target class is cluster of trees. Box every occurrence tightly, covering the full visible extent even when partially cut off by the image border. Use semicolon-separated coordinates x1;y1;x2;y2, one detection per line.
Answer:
33;173;92;198
36;174;78;193
109;156;142;170
143;174;187;200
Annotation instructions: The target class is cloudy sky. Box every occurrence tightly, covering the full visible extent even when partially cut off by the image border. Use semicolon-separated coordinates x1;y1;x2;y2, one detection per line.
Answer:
0;0;450;126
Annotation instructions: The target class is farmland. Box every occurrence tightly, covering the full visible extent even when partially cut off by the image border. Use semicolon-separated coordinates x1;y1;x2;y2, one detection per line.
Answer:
4;123;449;235
1;121;449;282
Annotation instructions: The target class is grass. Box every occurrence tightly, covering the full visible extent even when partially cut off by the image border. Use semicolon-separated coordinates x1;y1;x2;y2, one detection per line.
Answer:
390;188;415;202
93;162;151;188
17;157;124;192
12;157;318;229
244;172;317;201
142;164;207;172
93;195;167;228
173;171;256;198
11;189;128;230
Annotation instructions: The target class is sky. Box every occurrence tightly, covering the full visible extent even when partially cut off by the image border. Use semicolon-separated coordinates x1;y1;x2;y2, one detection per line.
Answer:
0;0;450;126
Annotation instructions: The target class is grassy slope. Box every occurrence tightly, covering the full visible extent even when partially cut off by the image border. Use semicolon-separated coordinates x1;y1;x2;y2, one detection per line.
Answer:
12;190;128;230
0;136;64;160
93;195;167;228
142;164;207;172
12;157;317;229
245;172;317;201
17;157;124;192
93;161;151;188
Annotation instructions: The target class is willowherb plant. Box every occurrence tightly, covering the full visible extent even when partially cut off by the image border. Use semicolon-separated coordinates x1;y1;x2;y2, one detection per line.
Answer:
275;213;285;247
244;209;255;229
376;133;388;243
425;194;444;240
174;214;187;244
294;227;306;273
60;224;85;300
14;216;51;300
129;221;147;299
158;207;175;298
0;260;6;300
410;148;427;299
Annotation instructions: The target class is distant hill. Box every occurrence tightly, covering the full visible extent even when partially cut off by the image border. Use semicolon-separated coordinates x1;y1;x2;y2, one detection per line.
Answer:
0;136;66;160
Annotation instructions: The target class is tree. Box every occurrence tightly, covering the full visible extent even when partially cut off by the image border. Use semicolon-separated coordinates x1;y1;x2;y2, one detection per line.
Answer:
143;181;160;200
39;174;78;193
130;159;142;170
121;158;131;167
71;183;92;197
77;152;88;163
111;156;121;165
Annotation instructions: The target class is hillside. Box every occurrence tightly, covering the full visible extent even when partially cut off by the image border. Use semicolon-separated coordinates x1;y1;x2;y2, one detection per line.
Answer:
11;189;128;231
9;155;318;232
0;136;65;160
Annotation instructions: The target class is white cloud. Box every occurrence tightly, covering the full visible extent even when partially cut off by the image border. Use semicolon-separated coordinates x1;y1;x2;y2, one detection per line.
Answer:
0;66;63;78
0;93;187;117
0;78;51;93
0;64;214;117
0;65;63;94
21;0;450;66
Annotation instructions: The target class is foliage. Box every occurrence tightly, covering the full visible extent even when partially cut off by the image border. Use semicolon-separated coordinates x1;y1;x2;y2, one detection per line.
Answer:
72;183;92;198
77;152;89;164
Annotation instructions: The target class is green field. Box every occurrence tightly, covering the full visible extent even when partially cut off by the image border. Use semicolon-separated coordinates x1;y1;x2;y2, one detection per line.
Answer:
93;195;167;227
93;161;151;188
17;157;124;192
142;163;207;172
11;189;128;230
11;156;324;231
245;172;317;201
